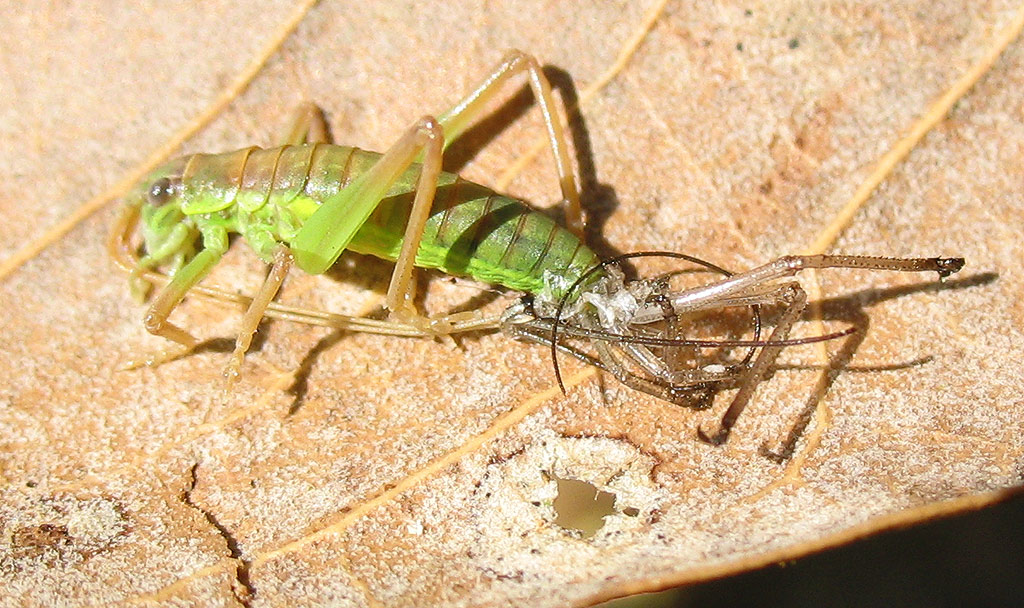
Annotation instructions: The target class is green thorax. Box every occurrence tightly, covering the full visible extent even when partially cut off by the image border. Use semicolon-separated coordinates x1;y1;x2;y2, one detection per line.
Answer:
178;144;600;299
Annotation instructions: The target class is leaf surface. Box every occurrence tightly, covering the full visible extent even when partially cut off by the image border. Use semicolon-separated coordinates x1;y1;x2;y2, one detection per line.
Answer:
1;1;1022;606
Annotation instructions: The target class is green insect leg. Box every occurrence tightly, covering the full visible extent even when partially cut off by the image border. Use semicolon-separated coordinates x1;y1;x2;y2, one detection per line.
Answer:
383;119;445;329
221;103;331;380
291;116;444;271
437;50;583;235
223;244;294;382
288;115;445;331
284;51;589;337
131;234;227;368
294;52;587;334
383;51;589;332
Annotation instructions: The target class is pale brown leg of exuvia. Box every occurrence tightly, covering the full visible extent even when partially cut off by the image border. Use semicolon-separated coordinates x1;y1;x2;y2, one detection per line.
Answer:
592;339;742;406
223;245;295;383
662;255;964;317
697;282;808;453
593;281;792;408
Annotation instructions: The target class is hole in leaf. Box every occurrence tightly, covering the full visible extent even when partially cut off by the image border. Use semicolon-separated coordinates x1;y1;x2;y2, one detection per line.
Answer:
551;474;617;538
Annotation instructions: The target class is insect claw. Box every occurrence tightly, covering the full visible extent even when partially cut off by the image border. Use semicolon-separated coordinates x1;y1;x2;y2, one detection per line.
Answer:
223;363;242;385
222;350;246;386
696;425;729;446
120;358;145;372
121;346;191;371
758;442;790;464
439;333;460;350
935;257;965;280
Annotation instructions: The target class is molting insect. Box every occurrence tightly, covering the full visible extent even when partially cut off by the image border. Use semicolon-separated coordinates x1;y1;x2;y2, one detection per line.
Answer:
110;51;963;452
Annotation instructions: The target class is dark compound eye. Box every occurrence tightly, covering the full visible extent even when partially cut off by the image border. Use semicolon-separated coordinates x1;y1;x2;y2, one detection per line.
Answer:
147;177;176;206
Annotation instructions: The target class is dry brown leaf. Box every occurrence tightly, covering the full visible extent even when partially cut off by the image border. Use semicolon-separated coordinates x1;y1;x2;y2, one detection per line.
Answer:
2;1;1023;606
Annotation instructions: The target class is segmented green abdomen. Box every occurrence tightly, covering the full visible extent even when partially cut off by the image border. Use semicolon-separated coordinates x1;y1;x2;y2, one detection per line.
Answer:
349;174;600;299
179;144;601;299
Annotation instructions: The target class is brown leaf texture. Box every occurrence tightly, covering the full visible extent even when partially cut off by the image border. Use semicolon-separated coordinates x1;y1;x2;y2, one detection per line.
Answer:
1;1;1023;606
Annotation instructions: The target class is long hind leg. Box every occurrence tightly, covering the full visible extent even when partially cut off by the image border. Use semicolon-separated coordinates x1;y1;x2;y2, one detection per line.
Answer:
437;50;582;234
129;229;229;368
382;51;584;332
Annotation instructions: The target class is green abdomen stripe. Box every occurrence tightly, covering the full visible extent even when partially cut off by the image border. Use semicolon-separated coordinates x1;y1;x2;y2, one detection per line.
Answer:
347;185;599;298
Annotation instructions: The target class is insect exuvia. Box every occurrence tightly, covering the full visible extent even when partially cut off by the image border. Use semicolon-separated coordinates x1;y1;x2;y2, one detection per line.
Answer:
110;51;963;451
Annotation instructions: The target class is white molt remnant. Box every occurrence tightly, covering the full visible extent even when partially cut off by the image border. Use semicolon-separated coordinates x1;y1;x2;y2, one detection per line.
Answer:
581;288;639;329
536;270;585;320
534;266;678;333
